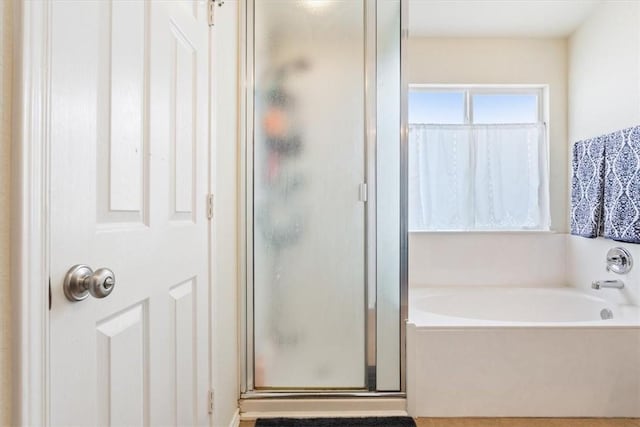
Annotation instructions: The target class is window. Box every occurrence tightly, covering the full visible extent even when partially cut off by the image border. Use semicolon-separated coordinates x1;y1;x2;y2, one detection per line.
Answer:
408;86;550;231
409;91;465;124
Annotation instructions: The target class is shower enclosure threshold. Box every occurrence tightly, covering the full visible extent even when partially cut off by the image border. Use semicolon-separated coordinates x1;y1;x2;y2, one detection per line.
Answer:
239;395;408;421
241;392;406;399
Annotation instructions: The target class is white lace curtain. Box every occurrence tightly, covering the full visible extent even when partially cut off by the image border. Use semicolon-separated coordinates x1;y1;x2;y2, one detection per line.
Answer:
408;123;550;231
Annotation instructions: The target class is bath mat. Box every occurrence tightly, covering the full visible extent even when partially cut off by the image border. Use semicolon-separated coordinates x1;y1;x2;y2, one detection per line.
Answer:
255;417;416;427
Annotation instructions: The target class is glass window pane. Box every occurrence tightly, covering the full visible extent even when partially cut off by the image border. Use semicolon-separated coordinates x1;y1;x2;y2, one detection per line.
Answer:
409;91;465;124
472;93;539;124
376;0;401;391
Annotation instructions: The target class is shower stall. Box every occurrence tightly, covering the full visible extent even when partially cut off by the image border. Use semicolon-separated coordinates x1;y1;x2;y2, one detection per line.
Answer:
241;0;407;396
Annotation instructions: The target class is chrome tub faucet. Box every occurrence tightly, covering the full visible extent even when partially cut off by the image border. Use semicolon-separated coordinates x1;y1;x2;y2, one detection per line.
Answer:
592;279;625;290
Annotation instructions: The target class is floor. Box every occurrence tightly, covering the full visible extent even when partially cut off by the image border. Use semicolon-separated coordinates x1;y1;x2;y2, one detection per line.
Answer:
240;419;640;427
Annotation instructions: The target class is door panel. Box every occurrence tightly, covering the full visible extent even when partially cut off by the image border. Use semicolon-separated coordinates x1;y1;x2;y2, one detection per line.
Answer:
106;1;146;214
170;21;197;219
49;1;211;426
170;278;198;426
96;303;148;427
252;0;366;389
96;0;149;226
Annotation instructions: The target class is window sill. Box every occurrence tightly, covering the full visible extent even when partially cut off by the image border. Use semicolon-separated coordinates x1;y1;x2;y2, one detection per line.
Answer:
409;230;558;235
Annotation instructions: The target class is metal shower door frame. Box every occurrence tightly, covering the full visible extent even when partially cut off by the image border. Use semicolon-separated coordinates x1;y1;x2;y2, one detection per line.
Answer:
239;0;408;397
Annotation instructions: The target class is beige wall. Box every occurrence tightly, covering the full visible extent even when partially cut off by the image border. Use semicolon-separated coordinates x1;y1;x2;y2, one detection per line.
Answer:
0;0;12;424
568;0;640;143
407;37;569;287
567;0;640;305
212;1;240;425
408;37;568;232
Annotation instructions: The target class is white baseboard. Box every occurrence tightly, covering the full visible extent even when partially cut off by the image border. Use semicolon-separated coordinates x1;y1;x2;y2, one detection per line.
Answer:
228;409;240;427
239;398;408;421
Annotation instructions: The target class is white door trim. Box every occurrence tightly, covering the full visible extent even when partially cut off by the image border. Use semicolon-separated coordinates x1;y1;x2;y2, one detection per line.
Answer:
11;1;52;425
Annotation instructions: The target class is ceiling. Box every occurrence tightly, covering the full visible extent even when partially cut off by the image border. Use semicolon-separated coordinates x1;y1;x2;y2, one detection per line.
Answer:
408;0;602;38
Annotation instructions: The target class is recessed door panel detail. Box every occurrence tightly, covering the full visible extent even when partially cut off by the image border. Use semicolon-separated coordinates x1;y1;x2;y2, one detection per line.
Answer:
191;0;200;20
96;302;149;427
97;0;149;225
194;1;201;20
170;22;197;220
169;278;197;426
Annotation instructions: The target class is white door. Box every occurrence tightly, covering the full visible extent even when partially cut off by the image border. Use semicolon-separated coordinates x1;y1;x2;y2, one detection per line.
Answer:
49;1;211;426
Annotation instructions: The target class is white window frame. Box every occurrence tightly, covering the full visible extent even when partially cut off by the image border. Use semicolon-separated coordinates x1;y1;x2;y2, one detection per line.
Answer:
408;84;551;232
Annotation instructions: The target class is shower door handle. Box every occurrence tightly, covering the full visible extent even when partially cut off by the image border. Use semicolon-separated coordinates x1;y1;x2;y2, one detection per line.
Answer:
358;183;368;202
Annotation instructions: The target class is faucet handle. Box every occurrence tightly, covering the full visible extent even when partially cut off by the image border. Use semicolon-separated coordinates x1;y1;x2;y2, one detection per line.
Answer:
606;247;633;274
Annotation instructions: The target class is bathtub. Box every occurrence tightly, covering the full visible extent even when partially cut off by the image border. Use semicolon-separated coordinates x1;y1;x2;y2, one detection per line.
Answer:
407;287;640;418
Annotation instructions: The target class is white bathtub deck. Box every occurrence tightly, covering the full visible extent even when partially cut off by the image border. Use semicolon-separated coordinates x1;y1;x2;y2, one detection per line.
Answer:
409;286;640;327
407;286;640;418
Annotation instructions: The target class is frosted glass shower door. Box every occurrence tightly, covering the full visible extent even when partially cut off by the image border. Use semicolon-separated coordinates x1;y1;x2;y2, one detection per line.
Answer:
252;0;366;389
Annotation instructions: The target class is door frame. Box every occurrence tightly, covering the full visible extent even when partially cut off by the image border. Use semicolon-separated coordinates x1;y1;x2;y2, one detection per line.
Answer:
10;2;218;425
11;0;51;424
